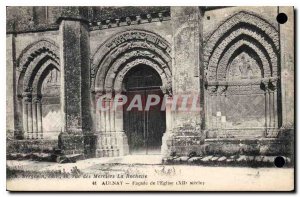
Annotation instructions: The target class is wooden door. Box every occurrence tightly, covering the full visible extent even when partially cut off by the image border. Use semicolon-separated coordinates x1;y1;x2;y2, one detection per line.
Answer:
123;65;166;155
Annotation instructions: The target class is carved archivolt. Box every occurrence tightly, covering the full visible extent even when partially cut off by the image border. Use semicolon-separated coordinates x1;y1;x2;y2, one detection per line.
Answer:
218;40;269;81
113;58;169;92
204;11;279;83
32;62;60;95
17;39;59;72
17;39;60;96
91;29;172;94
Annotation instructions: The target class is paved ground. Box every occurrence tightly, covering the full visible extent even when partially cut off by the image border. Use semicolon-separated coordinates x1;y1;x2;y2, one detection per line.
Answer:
7;155;294;191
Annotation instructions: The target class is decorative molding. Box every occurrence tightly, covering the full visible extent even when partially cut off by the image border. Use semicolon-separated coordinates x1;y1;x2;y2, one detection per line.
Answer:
89;11;170;31
17;39;59;71
217;40;272;81
204;11;279;83
92;29;172;93
204;11;279;52
17;39;60;99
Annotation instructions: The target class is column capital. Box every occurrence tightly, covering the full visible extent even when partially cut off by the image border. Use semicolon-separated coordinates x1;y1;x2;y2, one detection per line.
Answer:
31;94;42;103
206;85;218;96
269;77;279;91
217;85;227;95
22;92;32;102
262;79;270;92
32;97;42;103
160;83;172;96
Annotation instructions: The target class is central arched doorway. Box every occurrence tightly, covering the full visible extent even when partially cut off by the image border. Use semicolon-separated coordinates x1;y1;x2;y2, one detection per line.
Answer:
123;65;166;155
92;30;172;157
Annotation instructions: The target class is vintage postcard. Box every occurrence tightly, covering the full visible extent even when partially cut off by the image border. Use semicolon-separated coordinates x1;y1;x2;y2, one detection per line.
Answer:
6;6;294;191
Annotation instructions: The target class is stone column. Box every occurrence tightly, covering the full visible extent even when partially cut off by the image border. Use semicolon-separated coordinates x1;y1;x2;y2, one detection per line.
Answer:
165;95;173;132
95;99;101;132
105;98;111;132
16;95;23;139
273;87;279;129
269;87;274;133
36;97;43;139
105;97;112;157
23;91;33;139
114;95;124;132
27;98;33;139
32;97;38;139
95;91;129;157
110;99;115;132
270;78;279;137
264;81;270;136
58;7;93;156
161;94;173;156
163;7;204;157
100;104;106;132
22;94;29;139
114;93;129;156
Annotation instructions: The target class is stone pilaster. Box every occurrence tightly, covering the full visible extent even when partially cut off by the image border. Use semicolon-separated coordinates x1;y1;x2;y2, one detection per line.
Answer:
58;7;94;156
279;7;294;130
6;33;21;139
162;7;205;157
171;7;202;128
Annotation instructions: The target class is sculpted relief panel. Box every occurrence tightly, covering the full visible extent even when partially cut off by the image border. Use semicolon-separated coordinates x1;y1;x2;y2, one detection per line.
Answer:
227;52;261;81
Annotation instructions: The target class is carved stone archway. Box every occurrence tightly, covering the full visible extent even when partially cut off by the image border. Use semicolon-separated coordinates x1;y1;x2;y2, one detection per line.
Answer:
204;11;280;138
92;30;172;157
17;39;60;140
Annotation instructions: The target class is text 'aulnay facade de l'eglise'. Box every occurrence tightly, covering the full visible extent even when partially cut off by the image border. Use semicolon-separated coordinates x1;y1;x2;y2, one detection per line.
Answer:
6;7;294;160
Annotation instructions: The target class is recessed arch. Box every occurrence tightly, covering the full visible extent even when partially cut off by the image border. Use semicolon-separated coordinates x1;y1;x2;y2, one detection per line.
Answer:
32;62;60;95
216;40;269;81
113;58;169;93
15;39;60;140
204;11;279;58
206;27;278;81
103;50;171;92
204;11;280;139
23;56;59;93
17;39;59;95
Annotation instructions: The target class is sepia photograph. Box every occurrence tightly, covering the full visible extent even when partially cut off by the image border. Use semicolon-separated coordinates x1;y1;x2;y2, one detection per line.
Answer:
5;4;295;191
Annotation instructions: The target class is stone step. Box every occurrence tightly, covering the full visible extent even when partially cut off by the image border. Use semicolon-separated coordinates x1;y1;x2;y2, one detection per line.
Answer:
173;156;189;162
201;155;213;162
217;156;227;162
163;155;292;167
187;156;203;163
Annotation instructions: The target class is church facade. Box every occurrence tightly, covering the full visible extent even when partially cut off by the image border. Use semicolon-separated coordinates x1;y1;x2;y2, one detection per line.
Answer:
6;6;294;160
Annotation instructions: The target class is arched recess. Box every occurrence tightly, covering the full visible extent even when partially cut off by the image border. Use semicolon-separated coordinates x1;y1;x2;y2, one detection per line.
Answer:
204;11;280;138
91;30;172;157
16;39;61;140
